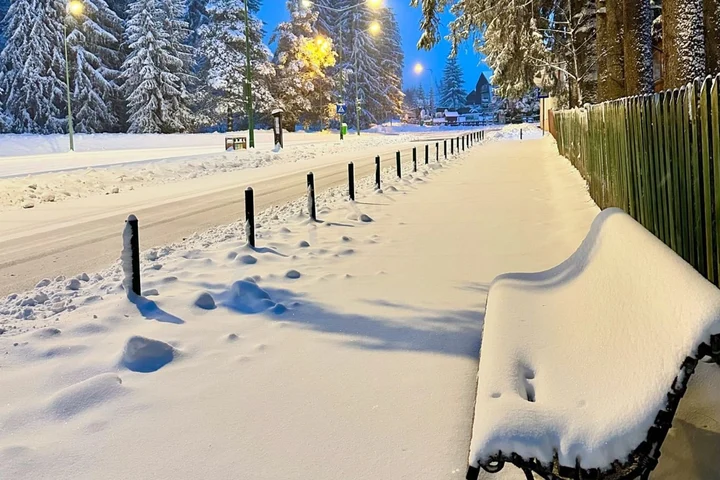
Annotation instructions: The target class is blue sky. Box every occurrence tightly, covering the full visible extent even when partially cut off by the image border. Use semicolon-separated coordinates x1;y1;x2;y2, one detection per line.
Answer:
258;0;493;95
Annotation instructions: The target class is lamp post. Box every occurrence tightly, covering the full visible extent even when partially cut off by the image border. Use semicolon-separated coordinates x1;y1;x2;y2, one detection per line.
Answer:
64;0;83;152
244;0;255;148
303;0;382;139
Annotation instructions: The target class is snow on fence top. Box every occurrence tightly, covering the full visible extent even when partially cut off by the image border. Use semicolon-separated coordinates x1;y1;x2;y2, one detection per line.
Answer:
468;208;720;470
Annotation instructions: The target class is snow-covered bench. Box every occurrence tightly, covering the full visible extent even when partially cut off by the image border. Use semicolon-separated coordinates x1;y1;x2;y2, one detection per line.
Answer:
466;208;720;480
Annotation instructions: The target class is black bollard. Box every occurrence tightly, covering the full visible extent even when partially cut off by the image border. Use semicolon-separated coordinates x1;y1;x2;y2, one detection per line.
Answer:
462;136;465;151
425;144;429;165
413;147;417;172
348;162;355;201
520;128;523;140
375;155;381;190
307;172;317;221
396;151;401;178
451;137;454;155
444;139;447;159
244;187;255;248
125;214;141;296
436;142;439;162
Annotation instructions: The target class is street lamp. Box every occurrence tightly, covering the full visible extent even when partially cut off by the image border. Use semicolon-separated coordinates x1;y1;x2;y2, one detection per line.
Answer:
64;0;83;152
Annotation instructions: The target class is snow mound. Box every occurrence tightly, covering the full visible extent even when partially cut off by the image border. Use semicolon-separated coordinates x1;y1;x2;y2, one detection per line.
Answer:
469;208;720;470
47;373;125;419
194;292;216;310
225;280;282;314
120;336;175;373
237;254;258;265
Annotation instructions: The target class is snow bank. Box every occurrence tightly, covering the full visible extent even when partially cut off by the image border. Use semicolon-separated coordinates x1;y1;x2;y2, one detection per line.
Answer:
0;132;416;210
366;123;495;135
487;123;544;141
468;208;720;470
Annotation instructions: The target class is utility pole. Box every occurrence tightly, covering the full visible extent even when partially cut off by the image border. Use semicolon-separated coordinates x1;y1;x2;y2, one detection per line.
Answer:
244;0;255;148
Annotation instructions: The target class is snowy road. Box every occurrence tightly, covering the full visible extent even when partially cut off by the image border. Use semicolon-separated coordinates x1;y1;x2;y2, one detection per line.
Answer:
0;138;439;297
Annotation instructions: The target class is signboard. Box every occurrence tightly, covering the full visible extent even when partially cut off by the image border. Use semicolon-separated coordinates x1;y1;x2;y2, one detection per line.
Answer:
336;103;347;115
538;92;550;99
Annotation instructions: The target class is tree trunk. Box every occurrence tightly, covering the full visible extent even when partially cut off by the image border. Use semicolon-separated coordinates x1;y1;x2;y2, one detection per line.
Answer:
605;0;626;99
623;0;654;94
664;0;706;88
597;0;609;100
705;0;720;75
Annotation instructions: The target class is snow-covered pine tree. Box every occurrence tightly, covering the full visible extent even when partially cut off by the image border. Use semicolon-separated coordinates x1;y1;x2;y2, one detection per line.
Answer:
186;0;208;49
271;0;336;131
428;86;436;114
0;0;9;51
440;56;466;109
122;0;194;132
0;0;68;133
373;7;404;122
66;0;124;132
416;84;427;109
198;0;274;126
106;0;128;18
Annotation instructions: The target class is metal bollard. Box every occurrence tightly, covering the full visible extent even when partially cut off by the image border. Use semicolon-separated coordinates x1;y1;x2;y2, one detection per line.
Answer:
462;136;465;151
451;137;454;155
444;139;447;159
436;142;439;162
520;128;523;140
244;188;255;248
375;155;381;190
413;147;417;172
425;144;429;165
307;172;317;221
396;151;401;178
125;214;141;296
348;162;355;201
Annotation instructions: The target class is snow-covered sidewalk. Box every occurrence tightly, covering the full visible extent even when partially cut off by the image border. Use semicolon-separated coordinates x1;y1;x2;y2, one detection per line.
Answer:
6;136;712;479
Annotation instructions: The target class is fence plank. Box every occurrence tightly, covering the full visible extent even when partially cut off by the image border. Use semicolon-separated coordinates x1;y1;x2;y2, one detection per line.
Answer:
700;78;716;283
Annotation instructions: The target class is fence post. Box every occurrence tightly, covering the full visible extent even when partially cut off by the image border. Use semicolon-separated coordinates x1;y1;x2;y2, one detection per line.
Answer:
520;128;523;140
348;162;355;201
425;144;429;164
307;172;317;221
451;137;454;155
436;142;439;162
413;147;417;172
396;151;401;178
462;136;465;151
444;139;447;159
375;155;381;190
125;214;141;296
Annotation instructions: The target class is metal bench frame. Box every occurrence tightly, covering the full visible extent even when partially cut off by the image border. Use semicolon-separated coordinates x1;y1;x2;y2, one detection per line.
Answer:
467;334;720;480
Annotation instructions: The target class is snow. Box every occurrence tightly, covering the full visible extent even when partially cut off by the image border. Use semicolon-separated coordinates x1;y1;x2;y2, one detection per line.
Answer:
0;131;419;210
0;137;603;479
1;136;716;479
468;208;720;470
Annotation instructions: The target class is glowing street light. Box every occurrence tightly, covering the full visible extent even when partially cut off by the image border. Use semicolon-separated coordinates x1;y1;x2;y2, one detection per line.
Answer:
366;0;383;9
369;21;381;36
413;62;424;75
302;0;312;8
64;0;84;152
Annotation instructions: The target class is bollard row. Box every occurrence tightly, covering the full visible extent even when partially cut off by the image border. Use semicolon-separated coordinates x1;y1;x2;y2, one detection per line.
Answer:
121;131;486;290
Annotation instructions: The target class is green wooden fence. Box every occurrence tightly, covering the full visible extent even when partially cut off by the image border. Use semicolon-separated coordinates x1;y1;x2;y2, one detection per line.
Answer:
554;75;720;286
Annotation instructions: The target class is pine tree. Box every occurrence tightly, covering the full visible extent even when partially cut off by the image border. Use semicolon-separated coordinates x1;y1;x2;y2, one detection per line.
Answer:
428;86;436;114
187;0;208;49
0;0;68;133
315;0;403;127
198;0;274;126
374;8;404;122
440;56;466;109
66;0;124;132
705;0;720;74
271;0;336;131
0;0;9;51
122;0;194;133
416;84;426;109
